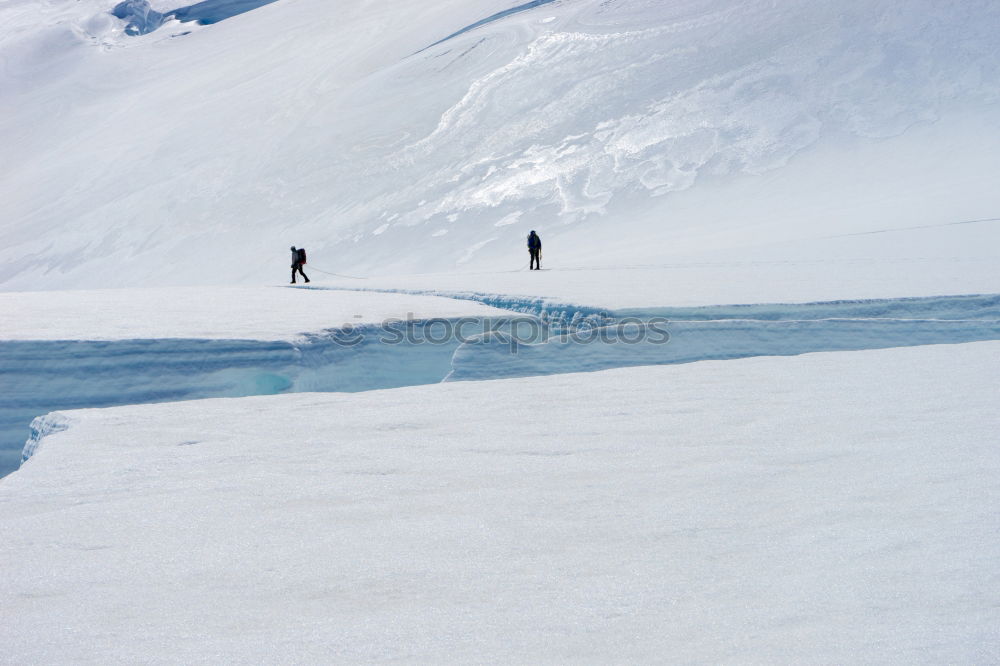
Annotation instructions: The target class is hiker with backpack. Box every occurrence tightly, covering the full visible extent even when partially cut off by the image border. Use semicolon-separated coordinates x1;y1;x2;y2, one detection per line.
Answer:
527;231;542;270
290;246;310;284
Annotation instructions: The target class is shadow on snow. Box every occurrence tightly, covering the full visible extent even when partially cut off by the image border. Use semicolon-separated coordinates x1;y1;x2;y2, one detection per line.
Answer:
112;0;282;35
418;0;559;53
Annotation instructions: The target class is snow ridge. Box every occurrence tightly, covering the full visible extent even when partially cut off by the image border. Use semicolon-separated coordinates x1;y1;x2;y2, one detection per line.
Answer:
20;412;73;464
419;0;558;53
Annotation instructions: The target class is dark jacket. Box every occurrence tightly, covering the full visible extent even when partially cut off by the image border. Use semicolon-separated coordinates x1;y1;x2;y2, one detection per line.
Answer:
527;233;541;251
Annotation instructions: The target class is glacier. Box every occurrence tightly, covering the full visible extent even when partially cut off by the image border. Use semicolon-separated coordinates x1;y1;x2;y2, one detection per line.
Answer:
6;288;999;476
0;287;511;475
1;0;999;660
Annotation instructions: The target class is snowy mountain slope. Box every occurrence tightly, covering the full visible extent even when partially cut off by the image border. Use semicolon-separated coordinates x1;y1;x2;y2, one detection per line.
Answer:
2;3;998;660
1;0;998;289
4;342;999;662
2;2;998;655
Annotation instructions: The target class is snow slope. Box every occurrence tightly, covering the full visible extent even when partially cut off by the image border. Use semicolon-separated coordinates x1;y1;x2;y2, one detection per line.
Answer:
1;0;998;289
3;342;998;662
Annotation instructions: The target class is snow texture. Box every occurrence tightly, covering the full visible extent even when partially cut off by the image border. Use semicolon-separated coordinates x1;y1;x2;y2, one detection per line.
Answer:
1;0;999;658
0;286;506;342
2;343;998;662
0;0;998;288
2;0;998;478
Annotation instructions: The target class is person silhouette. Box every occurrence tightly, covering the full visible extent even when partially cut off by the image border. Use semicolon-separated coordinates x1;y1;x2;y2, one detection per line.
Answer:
290;246;310;284
527;231;542;270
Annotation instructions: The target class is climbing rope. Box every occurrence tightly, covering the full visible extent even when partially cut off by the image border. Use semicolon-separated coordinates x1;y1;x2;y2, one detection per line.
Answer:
305;265;367;280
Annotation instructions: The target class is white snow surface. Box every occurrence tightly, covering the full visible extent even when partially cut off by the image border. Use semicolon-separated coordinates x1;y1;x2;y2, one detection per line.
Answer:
2;0;998;658
0;286;508;341
1;0;998;289
2;342;999;662
0;287;514;478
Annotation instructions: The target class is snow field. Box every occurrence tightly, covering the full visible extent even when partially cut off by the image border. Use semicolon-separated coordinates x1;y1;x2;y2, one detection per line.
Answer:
0;0;998;658
314;210;1000;310
3;342;998;662
0;286;508;342
0;286;511;475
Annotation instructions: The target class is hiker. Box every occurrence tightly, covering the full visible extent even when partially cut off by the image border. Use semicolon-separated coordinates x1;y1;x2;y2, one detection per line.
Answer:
527;230;542;270
290;246;310;284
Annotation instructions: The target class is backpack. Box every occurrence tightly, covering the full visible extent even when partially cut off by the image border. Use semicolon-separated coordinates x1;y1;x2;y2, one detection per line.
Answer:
297;248;307;264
